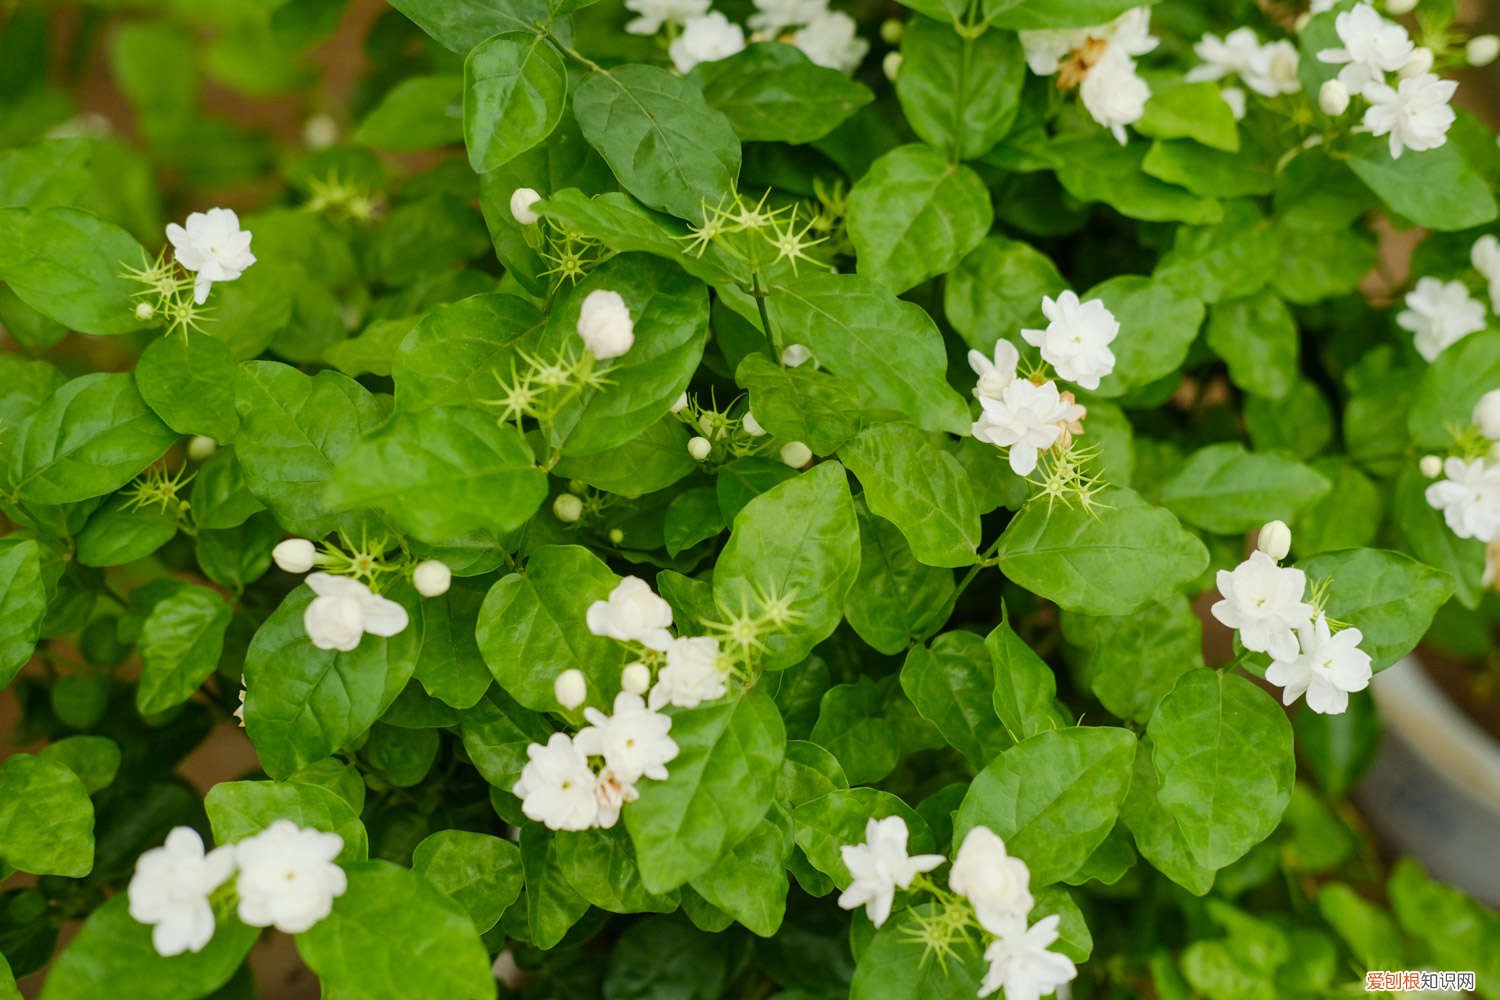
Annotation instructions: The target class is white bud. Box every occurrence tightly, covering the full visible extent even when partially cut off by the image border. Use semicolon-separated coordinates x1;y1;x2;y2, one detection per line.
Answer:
1256;520;1292;562
879;18;903;44
1420;454;1443;478
272;538;318;574
742;411;767;437
509;187;542;225
609;527;625;544
134;301;155;320
671;392;690;413
553;492;584;523
781;343;813;368
413;560;451;597
1473;390;1500;439
779;440;812;468
1398;47;1434;79
576;289;634;360
1385;0;1418;14
882;52;902;82
554;669;587;710
303;113;339;150
1293;12;1312;32
1469;34;1500;68
688;436;712;461
621;662;651;695
186;435;217;461
1318;79;1350;116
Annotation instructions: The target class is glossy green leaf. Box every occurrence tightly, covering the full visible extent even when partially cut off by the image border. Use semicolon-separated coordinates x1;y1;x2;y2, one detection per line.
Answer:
411;829;522;933
463;32;566;172
895;18;1025;161
901;631;1010;768
136;584;233;715
1159;443;1330;535
0;540;46;689
205;779;368;863
0;206;150;335
1296;548;1453;671
0;753;94;877
690;43;872;144
840;422;980;568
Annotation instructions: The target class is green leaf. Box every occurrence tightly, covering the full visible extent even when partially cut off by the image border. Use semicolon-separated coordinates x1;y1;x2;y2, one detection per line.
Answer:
415;582;493;710
573;64;740;221
1317;883;1404;971
713;463;860;669
895;18;1025;161
987;612;1070;742
1136;81;1239;153
537;189;743;286
463;32;566;172
392;293;544;413
1120;737;1217;895
233;361;390;537
901;631;1011;768
9;372;176;506
1205;291;1299;400
995;486;1208;615
1388;859;1500;996
844;506;955;655
1159;443;1330;535
519;826;590;948
944;235;1065;354
1393;465;1485;609
354;74;464;151
1050;132;1222;225
984;0;1161;29
847;144;992;294
204;780;368;863
243;586;420;778
411;829;522;933
1062;594;1202;724
75;498;177;569
1295;548;1453;671
551;414;697;497
765;272;971;435
296;860;496;999
625;691;785;893
476;544;625;715
1347;135;1498;231
0;753;94;877
1148;670;1294;870
954;726;1137;886
1154;200;1277;304
793;787;936;885
458;689;550;791
0;540;46;689
664;487;725;557
840;422;980;568
386;0;556;53
851;906;985;1000
810;679;900;785
40;895;257;1000
603;916;743;998
136;584;233;715
0;206;150;335
325;405;546;544
690;43;871;145
37;736;120;794
134;330;240;442
1408;330;1500;449
1086;275;1204;398
688;810;794;937
734;353;870;455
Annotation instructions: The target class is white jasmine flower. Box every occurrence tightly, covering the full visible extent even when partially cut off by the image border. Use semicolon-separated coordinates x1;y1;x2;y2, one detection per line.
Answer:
781;343;815;367
1475;390;1500;440
1398;46;1435;80
624;0;709;35
587;576;674;651
553;493;584;523
1210;550;1314;661
512;733;599;831
836;817;944;928
621;661;652;695
742;411;767;437
576;289;635;360
272;538;317;574
1021;291;1119;390
1426;456;1500;541
1256;520;1293;561
554;668;587;710
968;340;1021;401
1221;86;1247;120
791;11;868;74
1471;234;1500;313
669;12;746;73
593;769;638;828
1019;7;1156;76
1079;48;1151;145
1019;27;1089;76
235;821;346;934
1397;277;1486;361
972;380;1071;477
1265;613;1373;715
165;208;256;305
574;692;679;785
509;188;542;225
688;435;713;461
949;827;1033;937
1319;78;1351;115
978;915;1079;1000
1318;3;1414;91
412;560;451;598
649;635;728;710
780;440;813;467
1187;28;1260;82
303;573;408;652
1362;72;1456;159
671;391;690;413
127;827;236;957
1243;40;1301;97
749;0;827;34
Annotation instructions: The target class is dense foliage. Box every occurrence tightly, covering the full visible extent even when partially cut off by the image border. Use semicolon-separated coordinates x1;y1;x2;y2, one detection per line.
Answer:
4;0;1500;996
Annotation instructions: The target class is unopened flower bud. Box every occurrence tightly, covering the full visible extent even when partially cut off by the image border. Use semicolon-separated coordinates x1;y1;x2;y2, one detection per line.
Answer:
1293;12;1312;32
272;538;318;574
576;289;634;359
553;493;584;523
1318;79;1350;116
1474;390;1500;439
1420;454;1443;478
688;436;712;461
510;187;542;226
671;392;690;413
1256;520;1292;562
608;527;625;545
1398;46;1434;79
1469;34;1500;68
879;18;903;44
781;344;813;368
303;113;339;150
413;560;451;597
186;435;217;461
780;440;812;468
134;301;155;321
621;662;651;695
554;669;587;710
882;52;902;81
742;411;767;437
1385;0;1418;14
